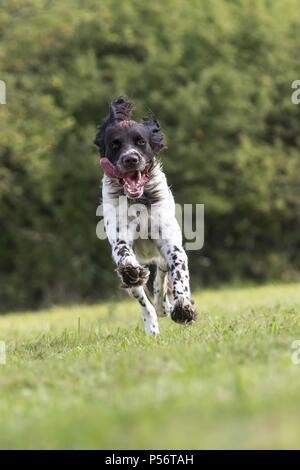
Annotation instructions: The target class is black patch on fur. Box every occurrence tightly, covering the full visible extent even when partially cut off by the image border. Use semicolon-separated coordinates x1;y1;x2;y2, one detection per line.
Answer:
94;96;134;155
142;114;166;154
117;246;130;257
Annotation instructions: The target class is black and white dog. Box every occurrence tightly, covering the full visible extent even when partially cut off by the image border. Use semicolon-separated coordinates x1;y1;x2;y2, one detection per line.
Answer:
95;97;196;335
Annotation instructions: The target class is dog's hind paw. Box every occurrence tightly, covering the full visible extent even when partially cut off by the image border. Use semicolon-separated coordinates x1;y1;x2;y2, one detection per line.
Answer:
171;298;197;324
117;263;150;288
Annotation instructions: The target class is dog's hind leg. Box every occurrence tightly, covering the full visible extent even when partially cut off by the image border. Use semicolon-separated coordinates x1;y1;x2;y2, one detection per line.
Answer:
129;286;159;335
154;262;171;317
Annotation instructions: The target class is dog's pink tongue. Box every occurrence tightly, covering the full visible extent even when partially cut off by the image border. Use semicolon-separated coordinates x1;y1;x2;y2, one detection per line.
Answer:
100;158;123;178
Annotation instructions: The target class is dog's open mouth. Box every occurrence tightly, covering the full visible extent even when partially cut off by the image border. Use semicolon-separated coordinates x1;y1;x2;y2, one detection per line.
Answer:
100;158;150;199
121;170;149;198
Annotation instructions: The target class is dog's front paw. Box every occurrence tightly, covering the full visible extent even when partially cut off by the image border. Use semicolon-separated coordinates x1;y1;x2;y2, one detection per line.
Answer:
171;298;197;324
117;264;150;288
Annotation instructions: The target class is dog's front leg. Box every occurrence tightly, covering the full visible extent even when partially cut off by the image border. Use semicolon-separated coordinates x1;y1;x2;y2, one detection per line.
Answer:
160;243;197;324
112;239;149;288
111;239;159;335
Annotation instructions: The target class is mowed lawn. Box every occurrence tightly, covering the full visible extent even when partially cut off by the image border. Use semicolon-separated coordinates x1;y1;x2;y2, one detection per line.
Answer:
0;283;300;449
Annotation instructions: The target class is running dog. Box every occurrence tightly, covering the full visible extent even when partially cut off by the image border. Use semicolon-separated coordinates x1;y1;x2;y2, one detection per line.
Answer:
95;97;196;335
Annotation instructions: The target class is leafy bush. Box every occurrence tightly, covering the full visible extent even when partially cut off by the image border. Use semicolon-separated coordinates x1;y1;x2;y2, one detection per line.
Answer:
1;0;300;310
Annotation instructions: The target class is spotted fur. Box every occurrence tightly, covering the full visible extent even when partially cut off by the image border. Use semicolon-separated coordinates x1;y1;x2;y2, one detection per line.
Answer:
96;97;197;335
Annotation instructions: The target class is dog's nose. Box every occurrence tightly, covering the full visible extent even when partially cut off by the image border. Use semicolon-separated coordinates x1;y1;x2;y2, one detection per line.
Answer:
122;153;139;166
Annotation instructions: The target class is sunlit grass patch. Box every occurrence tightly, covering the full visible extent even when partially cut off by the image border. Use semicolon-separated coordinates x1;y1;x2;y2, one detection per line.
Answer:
0;283;300;449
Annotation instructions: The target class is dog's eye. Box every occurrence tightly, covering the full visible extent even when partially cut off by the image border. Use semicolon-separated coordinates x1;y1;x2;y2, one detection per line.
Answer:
136;138;146;146
110;140;121;150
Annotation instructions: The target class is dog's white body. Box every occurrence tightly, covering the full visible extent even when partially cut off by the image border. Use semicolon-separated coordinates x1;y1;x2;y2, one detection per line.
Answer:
102;161;195;335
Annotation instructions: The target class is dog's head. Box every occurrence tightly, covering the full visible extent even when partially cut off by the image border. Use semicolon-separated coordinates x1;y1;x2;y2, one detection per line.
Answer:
94;97;165;199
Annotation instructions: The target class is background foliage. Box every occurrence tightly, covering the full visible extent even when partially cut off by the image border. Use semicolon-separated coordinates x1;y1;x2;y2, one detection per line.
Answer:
1;0;300;311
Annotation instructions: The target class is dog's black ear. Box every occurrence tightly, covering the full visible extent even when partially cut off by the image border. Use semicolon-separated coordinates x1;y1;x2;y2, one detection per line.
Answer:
109;96;134;121
142;115;166;154
94;122;106;156
94;96;134;155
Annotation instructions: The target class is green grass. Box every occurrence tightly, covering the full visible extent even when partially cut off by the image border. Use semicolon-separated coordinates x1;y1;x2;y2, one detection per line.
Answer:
1;283;300;449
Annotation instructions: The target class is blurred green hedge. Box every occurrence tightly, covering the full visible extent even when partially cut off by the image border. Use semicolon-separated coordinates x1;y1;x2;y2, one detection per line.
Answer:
1;0;300;310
